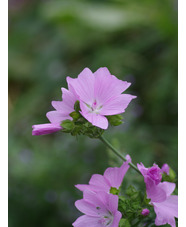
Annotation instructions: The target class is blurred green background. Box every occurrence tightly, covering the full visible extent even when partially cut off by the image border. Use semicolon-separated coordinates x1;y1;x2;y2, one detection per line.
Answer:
8;0;177;226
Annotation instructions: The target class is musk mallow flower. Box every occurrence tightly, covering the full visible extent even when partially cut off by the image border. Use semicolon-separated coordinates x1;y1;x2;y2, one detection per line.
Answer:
76;155;131;193
137;163;162;186
67;67;136;129
73;190;122;227
32;67;136;135
137;163;178;227
32;85;77;135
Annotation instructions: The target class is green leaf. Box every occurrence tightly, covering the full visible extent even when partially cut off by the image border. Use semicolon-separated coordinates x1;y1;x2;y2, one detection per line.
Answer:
119;218;131;227
107;114;123;126
143;193;151;205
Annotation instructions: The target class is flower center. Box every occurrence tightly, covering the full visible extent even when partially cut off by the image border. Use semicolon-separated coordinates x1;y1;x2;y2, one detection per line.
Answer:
98;212;114;226
85;100;103;114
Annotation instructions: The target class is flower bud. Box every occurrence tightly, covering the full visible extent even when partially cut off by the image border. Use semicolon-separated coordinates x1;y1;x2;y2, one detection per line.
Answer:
141;208;150;216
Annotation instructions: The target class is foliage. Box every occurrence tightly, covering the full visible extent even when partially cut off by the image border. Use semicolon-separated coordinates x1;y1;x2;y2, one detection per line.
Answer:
9;0;177;226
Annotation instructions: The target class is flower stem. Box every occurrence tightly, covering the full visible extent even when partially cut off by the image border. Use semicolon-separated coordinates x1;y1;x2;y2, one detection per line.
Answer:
99;135;141;175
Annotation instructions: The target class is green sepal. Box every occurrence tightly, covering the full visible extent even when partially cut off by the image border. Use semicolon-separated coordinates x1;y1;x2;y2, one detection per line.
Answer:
107;114;123;126
61;119;74;132
110;187;120;195
70;111;81;121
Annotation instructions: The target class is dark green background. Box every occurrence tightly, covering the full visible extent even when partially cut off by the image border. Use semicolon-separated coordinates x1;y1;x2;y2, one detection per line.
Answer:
9;0;177;226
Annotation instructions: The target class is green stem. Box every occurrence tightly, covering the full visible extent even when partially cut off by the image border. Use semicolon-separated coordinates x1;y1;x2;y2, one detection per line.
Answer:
99;135;141;175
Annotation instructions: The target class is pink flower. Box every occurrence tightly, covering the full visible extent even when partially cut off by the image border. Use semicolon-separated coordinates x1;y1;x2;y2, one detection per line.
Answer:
141;208;150;216
32;67;136;135
76;155;131;193
73;190;121;227
138;163;178;227
32;123;62;136
32;86;77;136
67;67;136;129
161;163;170;175
137;163;162;185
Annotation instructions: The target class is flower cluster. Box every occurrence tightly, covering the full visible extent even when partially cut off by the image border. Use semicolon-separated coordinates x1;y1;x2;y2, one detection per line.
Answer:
32;67;136;135
73;155;131;227
137;163;178;227
32;67;178;227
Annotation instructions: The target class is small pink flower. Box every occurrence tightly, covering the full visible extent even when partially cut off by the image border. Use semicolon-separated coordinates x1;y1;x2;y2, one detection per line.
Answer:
138;163;178;227
73;190;121;227
32;67;136;134
67;67;136;129
141;208;150;216
137;163;162;185
76;155;131;193
32;123;62;136
32;86;77;136
161;163;170;175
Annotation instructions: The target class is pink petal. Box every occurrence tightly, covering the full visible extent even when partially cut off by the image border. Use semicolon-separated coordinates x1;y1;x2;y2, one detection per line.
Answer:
153;195;178;227
83;191;108;214
103;156;131;189
137;163;147;175
46;111;72;124
80;110;108;129
72;215;102;227
61;87;77;108
89;174;110;192
146;181;167;203
67;68;95;104
75;199;104;217
94;67;131;105
83;191;118;215
161;163;170;175
52;101;74;115
107;194;119;213
75;184;104;192
52;88;77;114
32;123;61;135
112;211;122;227
100;94;136;116
158;182;176;197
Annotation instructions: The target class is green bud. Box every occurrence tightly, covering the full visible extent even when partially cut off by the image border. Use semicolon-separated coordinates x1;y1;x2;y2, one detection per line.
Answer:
169;167;176;180
70;111;81;121
107;114;123;126
74;100;80;112
162;167;177;182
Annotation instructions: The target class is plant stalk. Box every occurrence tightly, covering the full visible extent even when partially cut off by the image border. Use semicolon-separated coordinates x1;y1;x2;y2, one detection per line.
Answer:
99;135;141;175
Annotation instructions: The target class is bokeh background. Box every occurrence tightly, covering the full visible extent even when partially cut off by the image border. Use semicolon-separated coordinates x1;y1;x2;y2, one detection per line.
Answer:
9;0;178;226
